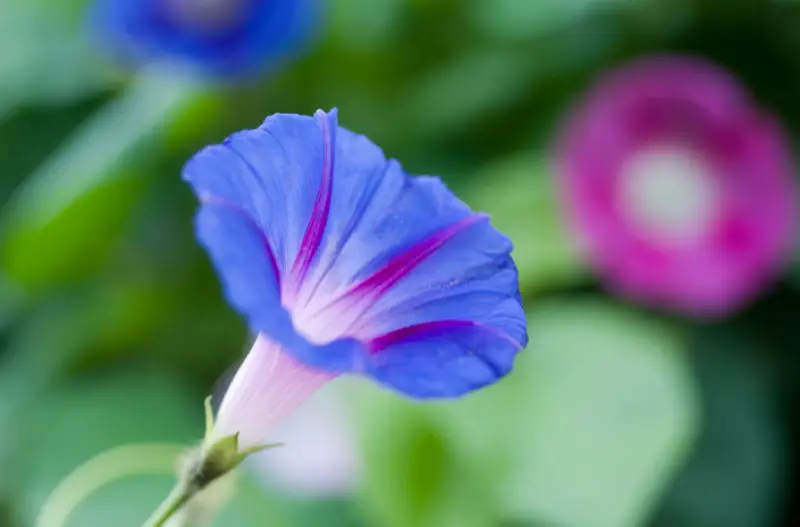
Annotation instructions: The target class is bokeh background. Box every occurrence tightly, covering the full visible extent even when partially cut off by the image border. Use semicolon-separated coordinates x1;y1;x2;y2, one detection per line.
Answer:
1;0;800;526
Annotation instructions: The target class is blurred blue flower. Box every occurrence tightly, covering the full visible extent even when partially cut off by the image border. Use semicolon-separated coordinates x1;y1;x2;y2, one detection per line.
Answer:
183;109;526;445
89;0;321;77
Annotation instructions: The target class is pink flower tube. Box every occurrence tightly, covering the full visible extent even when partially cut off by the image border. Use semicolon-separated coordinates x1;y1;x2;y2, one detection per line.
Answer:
557;55;798;317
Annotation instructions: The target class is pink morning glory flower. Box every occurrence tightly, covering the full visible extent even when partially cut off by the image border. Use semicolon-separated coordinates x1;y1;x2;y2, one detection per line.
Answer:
183;109;527;449
557;55;798;317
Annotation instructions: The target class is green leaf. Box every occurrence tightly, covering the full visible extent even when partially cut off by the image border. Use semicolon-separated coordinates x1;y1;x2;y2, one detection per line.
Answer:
0;96;107;207
397;49;537;140
280;498;365;527
0;72;206;291
5;370;283;527
353;389;495;527
355;393;448;527
352;300;697;527
332;0;402;48
0;0;114;105
500;300;699;527
0;278;181;431
467;0;641;42
5;371;200;525
81;278;181;352
0;295;100;434
788;245;800;289
4;72;202;231
652;328;788;527
0;278;195;458
210;475;288;527
428;358;530;512
2;175;145;291
462;155;586;293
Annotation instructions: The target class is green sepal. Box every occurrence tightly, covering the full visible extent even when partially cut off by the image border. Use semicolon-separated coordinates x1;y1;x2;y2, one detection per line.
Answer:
178;395;283;492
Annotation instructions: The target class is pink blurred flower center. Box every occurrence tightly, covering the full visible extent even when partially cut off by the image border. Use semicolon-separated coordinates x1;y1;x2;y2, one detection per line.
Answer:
618;144;720;245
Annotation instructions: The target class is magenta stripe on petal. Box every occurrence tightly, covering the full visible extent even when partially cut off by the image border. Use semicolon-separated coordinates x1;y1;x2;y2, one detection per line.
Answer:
340;214;487;308
368;320;476;353
302;214;486;339
287;110;336;302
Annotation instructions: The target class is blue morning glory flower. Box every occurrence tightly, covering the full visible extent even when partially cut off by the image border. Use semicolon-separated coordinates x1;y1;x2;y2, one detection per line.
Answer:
183;109;527;449
89;0;320;77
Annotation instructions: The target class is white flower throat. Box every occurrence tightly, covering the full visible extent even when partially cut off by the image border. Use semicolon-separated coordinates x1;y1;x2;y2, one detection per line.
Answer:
619;145;720;244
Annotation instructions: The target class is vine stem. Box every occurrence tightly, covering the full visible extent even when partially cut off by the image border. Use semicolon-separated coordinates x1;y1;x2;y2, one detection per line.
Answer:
141;479;194;527
142;397;216;527
34;443;182;527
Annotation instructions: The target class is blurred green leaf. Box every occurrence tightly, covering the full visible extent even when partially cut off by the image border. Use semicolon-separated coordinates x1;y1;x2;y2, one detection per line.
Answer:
211;475;289;527
280;497;365;527
0;276;27;332
332;0;402;49
6;370;283;526
428;358;529;512
78;277;181;355
353;388;495;527
353;299;697;527
0;0;113;106
0;72;205;291
652;328;788;527
0;96;107;206
467;0;641;42
788;246;800;289
3;71;201;230
0;280;178;441
2;175;144;291
463;154;586;293
356;393;448;527
397;49;537;140
0;295;99;434
499;300;699;527
6;371;200;525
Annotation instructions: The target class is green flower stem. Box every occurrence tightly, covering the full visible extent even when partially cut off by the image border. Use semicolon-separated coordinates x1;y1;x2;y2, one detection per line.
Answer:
35;443;183;527
141;479;194;527
140;396;282;527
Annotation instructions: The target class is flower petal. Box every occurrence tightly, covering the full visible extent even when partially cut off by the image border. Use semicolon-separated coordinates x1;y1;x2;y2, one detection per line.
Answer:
184;110;335;295
364;320;523;398
195;200;364;372
195;201;287;336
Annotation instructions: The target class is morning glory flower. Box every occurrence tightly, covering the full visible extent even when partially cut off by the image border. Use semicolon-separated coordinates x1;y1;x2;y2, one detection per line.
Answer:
557;56;798;317
183;109;527;449
89;0;321;77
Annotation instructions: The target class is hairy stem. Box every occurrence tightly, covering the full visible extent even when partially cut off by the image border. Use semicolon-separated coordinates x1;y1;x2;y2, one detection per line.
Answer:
141;480;194;527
